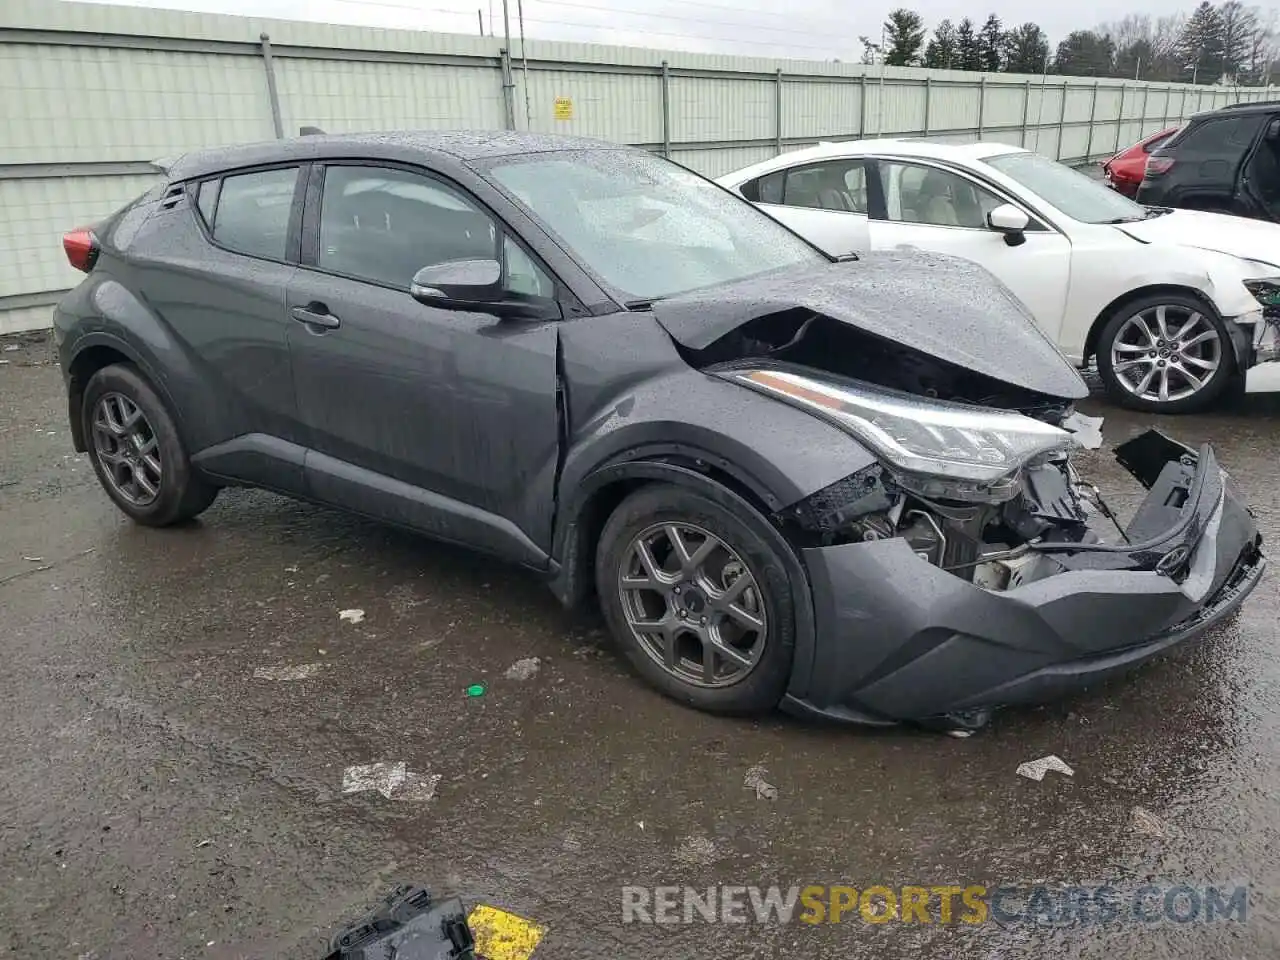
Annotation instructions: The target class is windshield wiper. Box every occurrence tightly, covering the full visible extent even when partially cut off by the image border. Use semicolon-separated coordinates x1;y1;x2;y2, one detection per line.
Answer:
625;298;656;310
1098;215;1146;224
833;252;860;262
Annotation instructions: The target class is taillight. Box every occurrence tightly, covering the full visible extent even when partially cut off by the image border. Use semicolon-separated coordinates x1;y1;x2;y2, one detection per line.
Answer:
62;228;99;273
1145;157;1175;177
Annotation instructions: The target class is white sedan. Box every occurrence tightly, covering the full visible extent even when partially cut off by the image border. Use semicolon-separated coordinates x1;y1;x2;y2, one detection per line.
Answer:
718;139;1280;412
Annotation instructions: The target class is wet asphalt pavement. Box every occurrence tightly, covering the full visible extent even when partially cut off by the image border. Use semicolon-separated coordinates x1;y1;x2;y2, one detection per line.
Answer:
2;334;1280;959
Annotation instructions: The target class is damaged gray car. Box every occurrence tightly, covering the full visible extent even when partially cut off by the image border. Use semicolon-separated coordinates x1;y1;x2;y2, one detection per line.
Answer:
53;132;1266;731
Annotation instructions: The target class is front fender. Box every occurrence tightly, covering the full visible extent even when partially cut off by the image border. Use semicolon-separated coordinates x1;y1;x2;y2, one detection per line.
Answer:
549;365;879;698
558;366;879;516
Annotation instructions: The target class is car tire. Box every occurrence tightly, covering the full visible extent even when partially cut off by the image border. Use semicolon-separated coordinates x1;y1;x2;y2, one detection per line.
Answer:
82;363;218;526
595;483;798;715
1096;292;1236;414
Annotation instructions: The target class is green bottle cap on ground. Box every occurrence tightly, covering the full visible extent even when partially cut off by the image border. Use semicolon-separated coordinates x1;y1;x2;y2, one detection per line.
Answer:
466;683;486;697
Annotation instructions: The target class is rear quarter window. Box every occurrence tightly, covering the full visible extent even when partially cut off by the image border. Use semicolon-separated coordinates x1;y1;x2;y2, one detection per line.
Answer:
200;167;299;261
1165;115;1263;155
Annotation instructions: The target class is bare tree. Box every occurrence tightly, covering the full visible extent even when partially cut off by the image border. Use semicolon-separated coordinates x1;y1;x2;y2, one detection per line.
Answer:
1219;1;1260;80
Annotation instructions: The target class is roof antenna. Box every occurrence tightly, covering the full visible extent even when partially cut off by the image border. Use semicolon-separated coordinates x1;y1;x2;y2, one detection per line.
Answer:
299;125;326;136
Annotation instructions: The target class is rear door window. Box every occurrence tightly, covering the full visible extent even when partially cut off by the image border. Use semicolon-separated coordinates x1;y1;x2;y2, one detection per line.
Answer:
1166;115;1264;157
205;167;299;261
743;161;868;212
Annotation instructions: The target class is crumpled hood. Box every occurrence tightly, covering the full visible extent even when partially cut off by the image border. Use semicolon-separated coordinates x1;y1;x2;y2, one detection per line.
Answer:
651;250;1089;400
1116;209;1280;268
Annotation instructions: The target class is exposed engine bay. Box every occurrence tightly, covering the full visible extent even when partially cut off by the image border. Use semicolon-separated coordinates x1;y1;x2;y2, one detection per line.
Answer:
688;309;1168;592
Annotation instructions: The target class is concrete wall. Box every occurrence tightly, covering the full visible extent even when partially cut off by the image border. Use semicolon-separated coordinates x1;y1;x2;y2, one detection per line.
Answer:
1;0;1273;333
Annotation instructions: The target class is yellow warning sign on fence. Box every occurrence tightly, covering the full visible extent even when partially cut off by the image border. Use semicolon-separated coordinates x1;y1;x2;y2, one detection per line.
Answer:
553;96;573;120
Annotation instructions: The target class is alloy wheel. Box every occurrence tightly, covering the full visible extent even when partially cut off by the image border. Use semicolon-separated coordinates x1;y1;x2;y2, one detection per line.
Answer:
1109;304;1222;404
617;522;768;688
91;392;162;506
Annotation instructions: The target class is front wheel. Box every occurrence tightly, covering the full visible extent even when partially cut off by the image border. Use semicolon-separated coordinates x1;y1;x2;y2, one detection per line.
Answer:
1096;293;1236;413
595;484;799;715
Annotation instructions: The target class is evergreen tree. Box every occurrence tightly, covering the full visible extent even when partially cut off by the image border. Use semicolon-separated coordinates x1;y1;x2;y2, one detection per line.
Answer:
924;19;959;69
1054;30;1116;75
1177;1;1226;82
884;8;927;66
1218;0;1259;79
979;14;1004;71
1003;22;1050;74
957;18;982;70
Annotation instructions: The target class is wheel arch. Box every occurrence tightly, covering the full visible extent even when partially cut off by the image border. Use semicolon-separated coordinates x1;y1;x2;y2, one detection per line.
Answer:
547;454;782;612
1082;284;1223;364
65;335;175;453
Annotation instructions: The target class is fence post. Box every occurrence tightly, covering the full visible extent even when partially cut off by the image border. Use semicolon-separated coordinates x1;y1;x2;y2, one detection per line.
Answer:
1021;80;1031;146
661;61;671;158
859;74;867;137
1180;86;1188;122
259;33;284;138
1162;84;1171;126
977;75;986;138
1084;79;1100;161
922;76;931;136
1057;79;1069;160
1140;83;1150;136
775;68;783;155
500;48;516;130
1114;84;1125;152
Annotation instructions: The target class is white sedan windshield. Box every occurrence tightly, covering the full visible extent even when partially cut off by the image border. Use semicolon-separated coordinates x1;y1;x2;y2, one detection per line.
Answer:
487;150;823;302
984;151;1150;224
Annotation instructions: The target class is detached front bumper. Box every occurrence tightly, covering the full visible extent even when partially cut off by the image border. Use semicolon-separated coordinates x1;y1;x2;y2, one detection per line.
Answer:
784;433;1265;724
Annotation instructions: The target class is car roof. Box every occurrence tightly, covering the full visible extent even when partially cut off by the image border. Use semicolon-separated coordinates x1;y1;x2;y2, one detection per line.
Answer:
164;130;633;182
718;138;1028;183
1201;99;1280;116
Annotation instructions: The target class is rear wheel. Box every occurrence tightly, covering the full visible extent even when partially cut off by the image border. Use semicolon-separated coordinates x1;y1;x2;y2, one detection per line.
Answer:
595;483;798;715
82;364;218;526
1096;293;1235;413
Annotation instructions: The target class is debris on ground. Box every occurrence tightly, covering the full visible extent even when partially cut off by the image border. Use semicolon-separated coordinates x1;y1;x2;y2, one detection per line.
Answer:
674;835;719;865
252;663;323;681
1131;805;1177;838
1062;411;1105;450
504;657;540;681
338;608;365;624
342;761;442;801
1016;755;1075;781
22;556;43;562
2;344;19;352
466;683;486;697
195;839;212;848
744;763;778;800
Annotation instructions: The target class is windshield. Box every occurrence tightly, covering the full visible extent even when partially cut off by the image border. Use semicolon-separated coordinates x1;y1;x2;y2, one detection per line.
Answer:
984;151;1149;224
486;150;824;302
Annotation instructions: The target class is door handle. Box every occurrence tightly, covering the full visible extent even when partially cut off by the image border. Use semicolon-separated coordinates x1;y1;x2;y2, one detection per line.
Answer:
290;305;341;329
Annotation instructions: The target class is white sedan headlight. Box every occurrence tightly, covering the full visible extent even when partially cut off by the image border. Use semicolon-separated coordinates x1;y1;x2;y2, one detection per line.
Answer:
724;368;1075;502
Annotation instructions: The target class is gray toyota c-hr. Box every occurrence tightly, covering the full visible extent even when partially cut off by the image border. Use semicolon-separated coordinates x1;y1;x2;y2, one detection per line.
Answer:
53;131;1265;732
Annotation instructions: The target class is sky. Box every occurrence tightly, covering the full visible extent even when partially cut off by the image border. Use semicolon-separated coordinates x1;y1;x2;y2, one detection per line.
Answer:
80;0;1217;60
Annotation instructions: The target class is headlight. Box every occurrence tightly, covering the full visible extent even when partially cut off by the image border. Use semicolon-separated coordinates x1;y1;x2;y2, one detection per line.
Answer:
1243;278;1280;310
724;368;1074;502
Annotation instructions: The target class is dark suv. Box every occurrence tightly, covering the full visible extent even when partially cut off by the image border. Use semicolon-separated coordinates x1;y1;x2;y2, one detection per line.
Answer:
51;130;1264;731
1137;101;1280;218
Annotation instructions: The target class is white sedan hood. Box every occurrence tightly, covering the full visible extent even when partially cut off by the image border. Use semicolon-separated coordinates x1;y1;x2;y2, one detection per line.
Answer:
1116;209;1280;269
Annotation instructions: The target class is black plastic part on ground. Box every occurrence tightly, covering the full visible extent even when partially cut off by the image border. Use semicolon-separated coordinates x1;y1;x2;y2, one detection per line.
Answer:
324;886;474;960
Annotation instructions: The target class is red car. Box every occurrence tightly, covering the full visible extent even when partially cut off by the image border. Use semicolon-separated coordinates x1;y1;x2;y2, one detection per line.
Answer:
1101;126;1180;197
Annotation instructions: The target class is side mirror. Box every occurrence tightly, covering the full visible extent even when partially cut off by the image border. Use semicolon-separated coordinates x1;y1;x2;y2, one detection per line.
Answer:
411;259;502;305
987;203;1030;247
1267;118;1280;140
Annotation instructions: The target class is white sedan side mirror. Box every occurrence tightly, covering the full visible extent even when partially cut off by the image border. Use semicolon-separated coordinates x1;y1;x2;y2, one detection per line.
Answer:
987;203;1030;247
